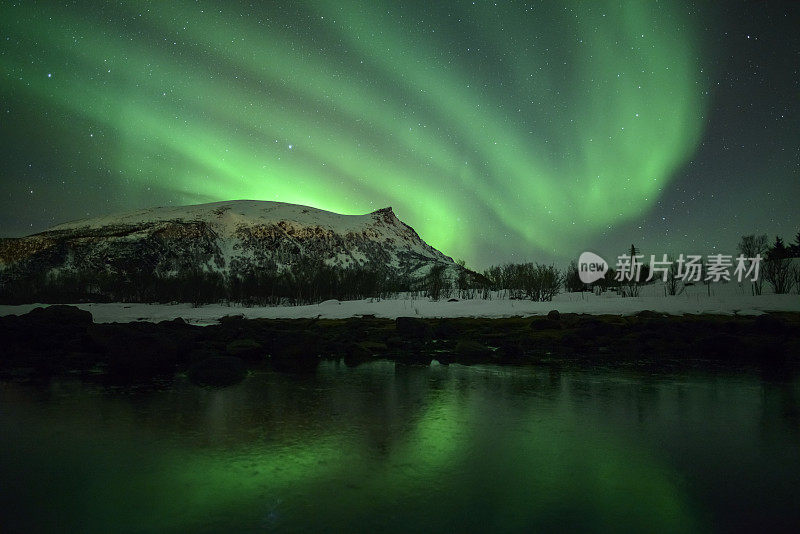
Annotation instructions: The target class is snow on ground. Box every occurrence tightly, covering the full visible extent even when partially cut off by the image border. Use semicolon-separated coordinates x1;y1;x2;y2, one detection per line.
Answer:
1;282;798;325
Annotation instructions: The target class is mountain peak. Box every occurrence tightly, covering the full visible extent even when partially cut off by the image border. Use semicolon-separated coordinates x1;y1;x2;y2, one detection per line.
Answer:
370;206;398;224
371;206;394;214
1;200;455;293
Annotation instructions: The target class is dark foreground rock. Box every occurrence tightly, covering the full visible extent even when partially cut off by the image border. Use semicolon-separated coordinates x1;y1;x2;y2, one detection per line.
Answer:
1;306;799;385
188;356;247;387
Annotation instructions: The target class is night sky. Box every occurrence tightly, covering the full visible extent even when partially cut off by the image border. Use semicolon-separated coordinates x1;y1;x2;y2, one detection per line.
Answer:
1;0;798;268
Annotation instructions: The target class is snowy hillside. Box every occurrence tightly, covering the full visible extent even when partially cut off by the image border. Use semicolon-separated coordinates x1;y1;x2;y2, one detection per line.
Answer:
0;200;460;284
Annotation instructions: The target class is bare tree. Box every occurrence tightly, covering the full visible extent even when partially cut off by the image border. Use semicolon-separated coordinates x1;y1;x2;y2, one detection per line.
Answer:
425;264;448;301
663;254;684;296
764;259;794;294
764;236;794;294
617;244;643;297
699;257;712;297
791;230;800;257
737;234;768;295
454;260;473;299
565;260;587;293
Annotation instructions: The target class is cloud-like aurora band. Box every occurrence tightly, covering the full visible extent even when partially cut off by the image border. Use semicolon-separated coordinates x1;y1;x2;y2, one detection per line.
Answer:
1;0;709;264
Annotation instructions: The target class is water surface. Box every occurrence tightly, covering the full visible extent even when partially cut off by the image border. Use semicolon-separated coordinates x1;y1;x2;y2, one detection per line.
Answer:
1;362;799;533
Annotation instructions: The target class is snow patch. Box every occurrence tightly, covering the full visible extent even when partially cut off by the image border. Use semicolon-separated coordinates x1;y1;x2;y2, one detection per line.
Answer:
2;289;797;325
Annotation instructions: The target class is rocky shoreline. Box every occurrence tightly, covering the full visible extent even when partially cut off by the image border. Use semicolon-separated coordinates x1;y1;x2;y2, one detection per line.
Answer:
1;305;799;386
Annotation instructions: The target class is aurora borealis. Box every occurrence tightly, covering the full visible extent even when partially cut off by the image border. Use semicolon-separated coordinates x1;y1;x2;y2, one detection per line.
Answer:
1;0;798;266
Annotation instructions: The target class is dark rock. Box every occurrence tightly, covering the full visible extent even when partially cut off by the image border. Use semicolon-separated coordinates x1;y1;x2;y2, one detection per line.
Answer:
448;298;459;302
433;320;459;339
394;349;433;365
188;356;247;387
217;314;249;338
64;351;100;370
159;317;187;326
226;338;264;361
89;323;181;383
547;310;560;321
693;333;743;360
753;314;787;335
530;318;561;331
358;341;388;354
25;305;93;327
454;339;492;362
0;305;100;375
576;317;618;338
343;343;371;367
560;332;584;350
753;339;788;367
496;341;525;363
722;320;739;333
343;317;368;337
385;336;404;349
636;310;665;319
640;317;669;331
271;341;320;373
186;346;224;364
396;317;432;339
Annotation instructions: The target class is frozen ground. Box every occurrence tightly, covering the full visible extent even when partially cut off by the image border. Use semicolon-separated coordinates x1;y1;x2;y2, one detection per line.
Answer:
0;282;798;325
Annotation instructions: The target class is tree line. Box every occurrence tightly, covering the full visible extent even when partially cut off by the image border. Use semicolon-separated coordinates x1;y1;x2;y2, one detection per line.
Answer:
0;257;567;306
0;257;415;306
561;232;800;297
2;231;797;305
737;232;800;295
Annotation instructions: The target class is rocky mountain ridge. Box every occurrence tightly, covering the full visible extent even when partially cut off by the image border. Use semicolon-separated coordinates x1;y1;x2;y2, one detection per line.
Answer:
0;200;463;301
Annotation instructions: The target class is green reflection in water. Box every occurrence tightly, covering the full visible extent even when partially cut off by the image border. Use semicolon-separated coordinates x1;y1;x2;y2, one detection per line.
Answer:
117;439;349;532
0;365;711;532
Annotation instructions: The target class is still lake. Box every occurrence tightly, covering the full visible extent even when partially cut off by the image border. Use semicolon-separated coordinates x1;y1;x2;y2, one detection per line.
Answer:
2;361;799;533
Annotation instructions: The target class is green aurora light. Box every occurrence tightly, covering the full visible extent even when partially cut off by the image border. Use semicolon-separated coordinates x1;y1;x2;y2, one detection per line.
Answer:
1;0;709;265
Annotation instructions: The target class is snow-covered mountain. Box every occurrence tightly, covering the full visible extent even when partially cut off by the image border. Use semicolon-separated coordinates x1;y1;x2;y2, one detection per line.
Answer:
0;200;459;285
